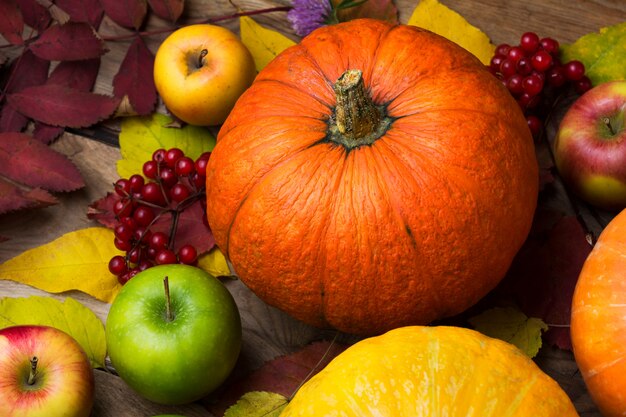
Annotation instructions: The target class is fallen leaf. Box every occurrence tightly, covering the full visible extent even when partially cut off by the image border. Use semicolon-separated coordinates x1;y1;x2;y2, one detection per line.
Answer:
55;0;104;27
468;306;548;358
116;113;215;178
0;227;124;304
100;0;147;30
407;0;495;65
148;0;184;23
112;36;157;116
240;16;296;72
197;247;232;278
15;0;50;32
224;391;288;417
0;0;24;45
0;179;57;214
331;0;398;24
0;296;107;368
29;22;107;61
0;50;50;133
0;132;84;191
7;84;121;128
560;21;626;86
206;340;347;416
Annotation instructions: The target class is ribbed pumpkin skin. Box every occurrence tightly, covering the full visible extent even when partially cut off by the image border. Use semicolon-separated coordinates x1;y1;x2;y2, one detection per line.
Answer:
279;326;579;416
571;209;626;417
205;19;538;335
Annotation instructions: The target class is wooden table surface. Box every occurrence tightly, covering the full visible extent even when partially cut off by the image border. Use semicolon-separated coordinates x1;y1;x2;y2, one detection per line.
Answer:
1;1;625;416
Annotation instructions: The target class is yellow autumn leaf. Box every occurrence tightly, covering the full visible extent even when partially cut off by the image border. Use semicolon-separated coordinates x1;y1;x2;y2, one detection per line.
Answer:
224;391;288;417
240;16;296;72
407;0;495;65
0;227;123;303
0;296;107;369
197;247;232;278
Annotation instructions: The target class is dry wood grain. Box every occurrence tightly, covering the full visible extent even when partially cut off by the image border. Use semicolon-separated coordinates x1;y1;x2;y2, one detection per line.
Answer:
1;0;625;416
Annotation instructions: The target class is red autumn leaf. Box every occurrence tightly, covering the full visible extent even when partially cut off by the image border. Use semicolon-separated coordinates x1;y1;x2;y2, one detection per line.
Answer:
14;0;50;32
0;178;58;214
7;84;121;128
32;58;102;143
0;132;84;192
29;22;107;61
0;0;24;45
0;50;50;132
112;36;157;115
205;340;348;416
333;0;399;24
496;210;593;350
54;0;104;27
147;0;184;23
100;0;147;30
88;193;215;253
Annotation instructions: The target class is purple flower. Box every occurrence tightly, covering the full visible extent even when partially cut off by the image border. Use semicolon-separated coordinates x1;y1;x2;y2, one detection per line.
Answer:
287;0;332;37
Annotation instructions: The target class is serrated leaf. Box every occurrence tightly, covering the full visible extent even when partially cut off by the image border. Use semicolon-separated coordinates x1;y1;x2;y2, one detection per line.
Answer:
113;36;157;116
29;22;107;61
15;0;50;32
55;0;104;27
240;16;296;72
468;306;548;358
224;391;288;417
0;296;107;368
407;0;494;65
7;84;121;128
100;0;147;30
0;179;57;214
197;247;231;278
561;21;626;86
0;0;24;45
0;132;84;191
148;0;184;23
116;113;215;178
0;227;124;304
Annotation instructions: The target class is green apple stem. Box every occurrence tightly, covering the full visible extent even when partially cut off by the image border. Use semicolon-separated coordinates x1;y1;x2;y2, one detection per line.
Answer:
164;276;173;322
27;356;38;385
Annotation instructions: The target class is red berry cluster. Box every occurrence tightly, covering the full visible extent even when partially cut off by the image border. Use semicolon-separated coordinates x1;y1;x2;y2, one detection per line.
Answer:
488;32;591;139
107;148;212;284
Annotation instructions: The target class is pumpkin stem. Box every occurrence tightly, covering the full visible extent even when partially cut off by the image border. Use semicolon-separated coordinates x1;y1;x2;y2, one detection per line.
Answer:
333;69;381;141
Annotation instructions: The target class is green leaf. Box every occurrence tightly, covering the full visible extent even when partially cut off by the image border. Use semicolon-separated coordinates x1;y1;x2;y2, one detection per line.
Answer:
468;306;548;358
561;21;626;86
224;391;288;417
240;16;296;72
0;296;107;369
117;113;216;179
0;227;123;303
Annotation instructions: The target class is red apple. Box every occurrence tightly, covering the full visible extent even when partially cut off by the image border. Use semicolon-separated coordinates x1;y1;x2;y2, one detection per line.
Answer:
553;80;626;210
0;325;95;417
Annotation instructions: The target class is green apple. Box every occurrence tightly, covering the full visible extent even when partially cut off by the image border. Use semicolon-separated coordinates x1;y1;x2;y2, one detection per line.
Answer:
0;325;95;417
554;80;626;210
106;264;242;405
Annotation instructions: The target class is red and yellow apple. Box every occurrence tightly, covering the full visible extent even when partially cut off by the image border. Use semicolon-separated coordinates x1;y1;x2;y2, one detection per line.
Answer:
154;24;256;126
553;80;626;210
0;325;95;417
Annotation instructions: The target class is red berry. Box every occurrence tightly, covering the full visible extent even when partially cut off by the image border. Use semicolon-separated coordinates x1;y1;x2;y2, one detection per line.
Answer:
114;237;132;252
494;43;511;57
159;167;178;188
143;160;159;179
575;76;592;94
194;152;211;176
137;260;153;271
499;59;517;78
522;74;544;97
516;57;533;76
564;60;585;81
129;174;145;194
141;183;167;206
507;46;525;63
526;115;543;139
547;65;566;88
540;37;559;55
530;50;553;72
113;199;133;218
175;156;195;177
520;32;540;54
128;247;142;264
165;148;185;168
155;249;177;265
170;183;191;203
108;255;128;276
506;74;524;95
118;268;139;285
114;179;131;196
178;244;198;265
133;205;155;227
152;148;167;164
133;227;151;244
114;223;134;242
150;231;169;250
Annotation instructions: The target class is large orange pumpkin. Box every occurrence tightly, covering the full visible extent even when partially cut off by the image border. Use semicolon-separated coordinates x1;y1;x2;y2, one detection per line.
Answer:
571;209;626;417
280;326;579;416
206;19;538;335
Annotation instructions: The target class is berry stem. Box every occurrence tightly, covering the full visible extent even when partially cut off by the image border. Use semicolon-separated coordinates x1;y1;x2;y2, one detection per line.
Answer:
164;276;173;322
27;356;38;385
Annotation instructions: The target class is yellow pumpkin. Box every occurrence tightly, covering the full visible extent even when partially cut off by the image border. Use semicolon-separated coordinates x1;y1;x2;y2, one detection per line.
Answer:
280;326;578;416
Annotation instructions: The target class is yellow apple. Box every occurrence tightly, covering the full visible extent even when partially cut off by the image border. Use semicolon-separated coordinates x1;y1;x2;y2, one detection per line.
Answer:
154;24;256;126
